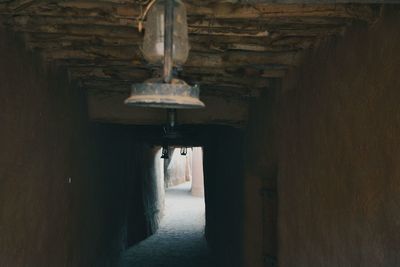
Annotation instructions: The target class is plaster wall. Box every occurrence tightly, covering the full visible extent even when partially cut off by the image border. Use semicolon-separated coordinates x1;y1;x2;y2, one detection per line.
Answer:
191;147;205;197
0;29;148;266
245;9;400;267
203;127;244;267
165;148;190;187
141;147;165;234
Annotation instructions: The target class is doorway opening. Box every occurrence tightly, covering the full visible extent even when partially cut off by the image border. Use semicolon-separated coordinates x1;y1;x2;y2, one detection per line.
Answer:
164;146;205;197
120;146;209;267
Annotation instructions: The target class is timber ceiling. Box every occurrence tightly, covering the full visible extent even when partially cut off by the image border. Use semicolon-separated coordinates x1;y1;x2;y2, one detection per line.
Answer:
0;1;379;100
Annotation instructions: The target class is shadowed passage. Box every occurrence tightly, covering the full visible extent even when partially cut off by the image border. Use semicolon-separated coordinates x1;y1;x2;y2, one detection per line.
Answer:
120;182;211;267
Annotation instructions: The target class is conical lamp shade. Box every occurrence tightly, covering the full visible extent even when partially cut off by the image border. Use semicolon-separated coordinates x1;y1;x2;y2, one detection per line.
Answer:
125;78;205;109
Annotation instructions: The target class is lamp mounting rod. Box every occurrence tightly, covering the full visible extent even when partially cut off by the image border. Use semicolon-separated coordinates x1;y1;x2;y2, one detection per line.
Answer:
167;109;176;128
163;0;174;83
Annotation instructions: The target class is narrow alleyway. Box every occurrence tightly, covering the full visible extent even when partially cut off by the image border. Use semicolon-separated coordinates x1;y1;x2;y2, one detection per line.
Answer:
120;182;211;267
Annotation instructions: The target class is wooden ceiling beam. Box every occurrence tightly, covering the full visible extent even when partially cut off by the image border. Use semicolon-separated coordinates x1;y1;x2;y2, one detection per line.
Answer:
25;31;317;51
68;65;285;80
12;21;343;44
25;33;313;54
1;2;376;22
39;47;301;68
73;72;270;91
8;13;357;27
185;3;376;21
66;65;286;97
115;3;375;21
68;67;151;81
186;50;302;68
7;14;350;40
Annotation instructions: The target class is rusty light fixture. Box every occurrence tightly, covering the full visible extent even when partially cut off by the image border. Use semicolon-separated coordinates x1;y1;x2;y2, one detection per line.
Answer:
125;0;205;109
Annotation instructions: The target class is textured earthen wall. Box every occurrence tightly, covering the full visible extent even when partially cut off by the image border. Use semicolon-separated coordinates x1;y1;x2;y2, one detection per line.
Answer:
165;148;189;187
141;146;165;234
203;127;244;267
0;29;148;266
191;147;205;197
246;9;400;267
244;84;279;267
124;143;164;248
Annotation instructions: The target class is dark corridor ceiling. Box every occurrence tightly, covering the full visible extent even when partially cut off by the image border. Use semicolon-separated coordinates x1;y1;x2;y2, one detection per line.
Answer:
0;1;380;125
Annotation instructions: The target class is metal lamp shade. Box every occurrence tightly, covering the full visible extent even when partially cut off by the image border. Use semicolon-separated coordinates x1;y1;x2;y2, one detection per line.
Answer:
125;78;205;109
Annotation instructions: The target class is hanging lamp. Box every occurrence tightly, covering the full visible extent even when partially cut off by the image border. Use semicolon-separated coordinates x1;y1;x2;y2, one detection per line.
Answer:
125;0;205;109
180;147;187;156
